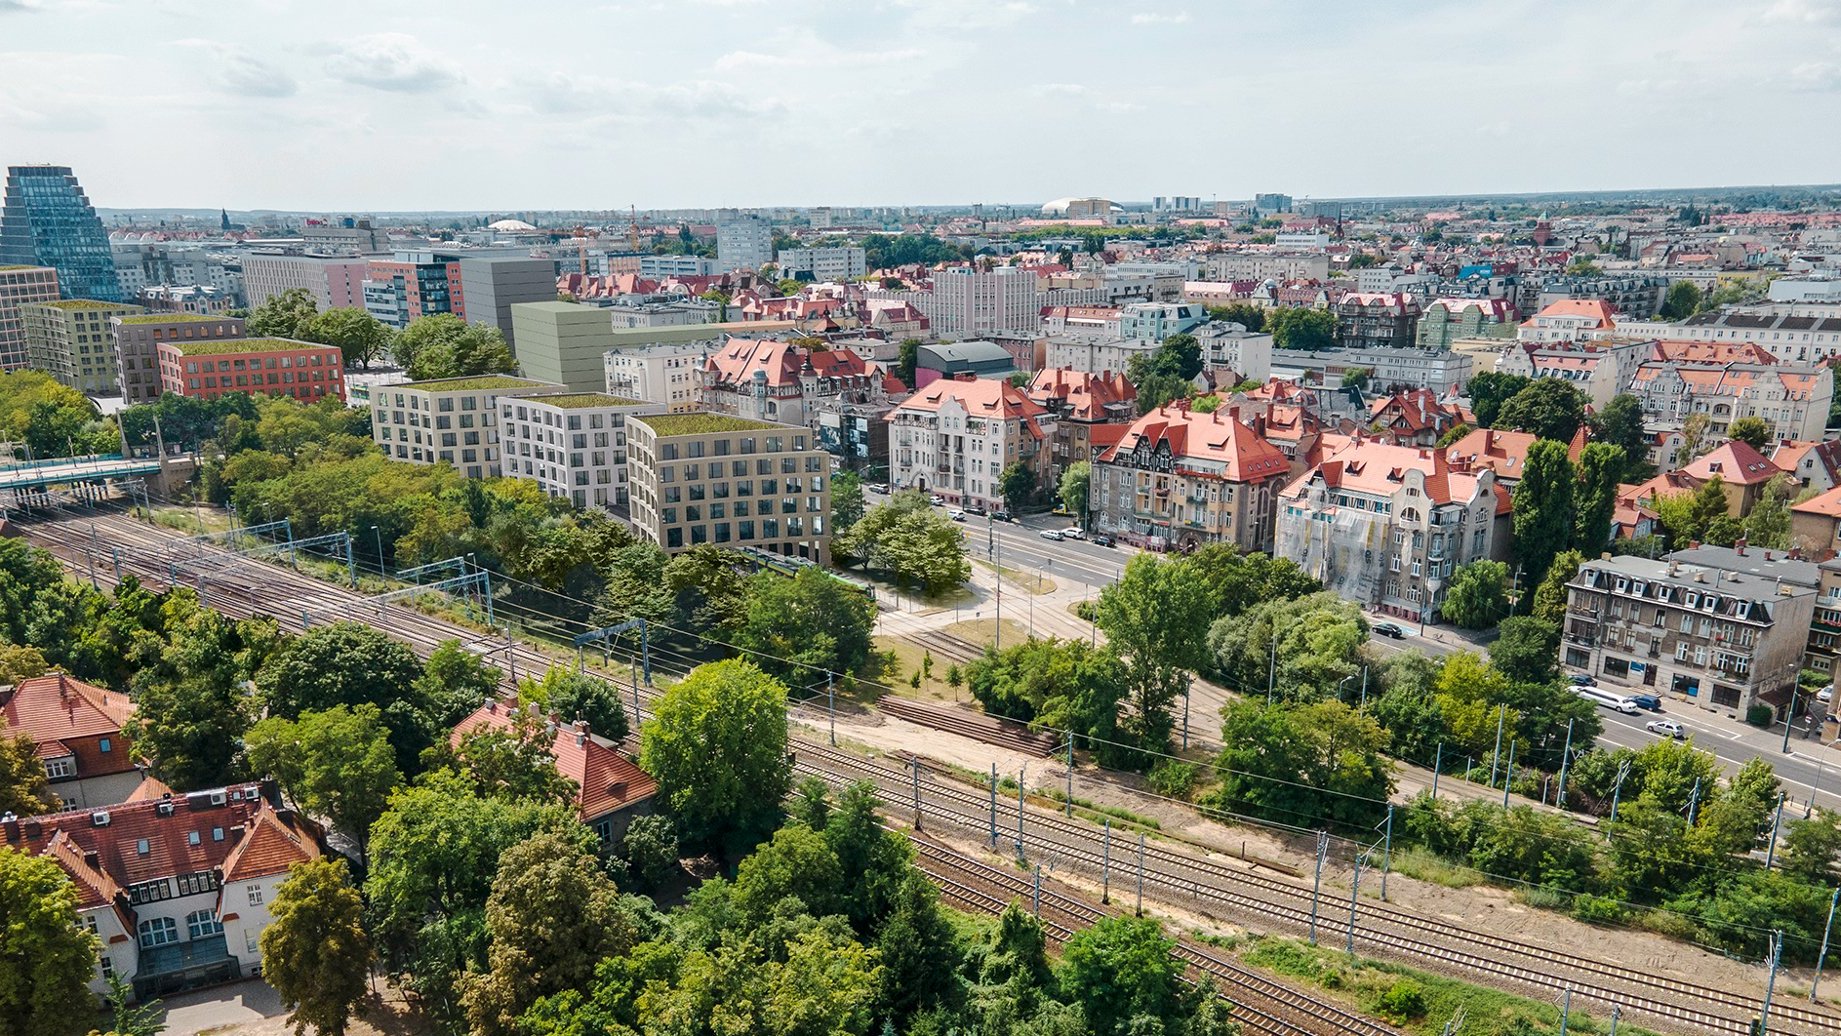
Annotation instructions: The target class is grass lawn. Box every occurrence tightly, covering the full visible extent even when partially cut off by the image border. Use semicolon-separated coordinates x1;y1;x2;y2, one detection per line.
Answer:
872;634;969;703
151;505;232;535
942;618;1032;650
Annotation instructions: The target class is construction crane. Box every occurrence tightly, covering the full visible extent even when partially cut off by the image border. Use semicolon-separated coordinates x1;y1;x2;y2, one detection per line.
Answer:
629;205;641;251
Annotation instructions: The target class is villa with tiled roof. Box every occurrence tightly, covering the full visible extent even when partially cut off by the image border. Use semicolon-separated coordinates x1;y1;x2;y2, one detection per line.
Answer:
0;673;140;808
452;700;658;845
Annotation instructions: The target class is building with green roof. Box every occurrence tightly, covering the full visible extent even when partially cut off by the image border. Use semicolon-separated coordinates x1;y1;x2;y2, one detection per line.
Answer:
110;312;247;403
626;411;830;563
497;391;664;510
369;374;561;479
0;264;58;371
21;298;143;394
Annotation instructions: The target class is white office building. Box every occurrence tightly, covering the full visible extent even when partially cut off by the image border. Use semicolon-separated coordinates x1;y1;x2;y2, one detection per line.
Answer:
776;247;868;281
931;266;1039;337
717;216;773;273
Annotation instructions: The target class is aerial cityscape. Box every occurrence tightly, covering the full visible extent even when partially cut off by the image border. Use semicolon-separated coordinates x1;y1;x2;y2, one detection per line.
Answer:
5;5;1841;1036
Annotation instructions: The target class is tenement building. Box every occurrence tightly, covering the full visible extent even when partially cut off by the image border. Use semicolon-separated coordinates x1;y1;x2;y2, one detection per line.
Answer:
1092;402;1291;552
625;413;832;562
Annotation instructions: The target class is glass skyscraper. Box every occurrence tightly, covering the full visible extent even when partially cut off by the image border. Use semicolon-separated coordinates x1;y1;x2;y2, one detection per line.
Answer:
0;165;121;302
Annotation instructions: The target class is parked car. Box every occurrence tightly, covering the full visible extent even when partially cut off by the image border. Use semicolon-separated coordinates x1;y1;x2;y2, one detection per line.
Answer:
965;505;987;517
1629;692;1662;712
1819;686;1834;704
992;510;1014;523
1051;506;1072;517
1039;529;1064;541
869;483;891;494
949;509;966;522
1373;622;1406;639
1646;719;1687;739
1093;534;1115;547
929;494;944;506
1569;674;1595;686
1575;685;1641;714
1061;527;1085;540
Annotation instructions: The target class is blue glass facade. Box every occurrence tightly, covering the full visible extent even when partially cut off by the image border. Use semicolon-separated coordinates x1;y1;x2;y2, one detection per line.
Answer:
0;165;122;303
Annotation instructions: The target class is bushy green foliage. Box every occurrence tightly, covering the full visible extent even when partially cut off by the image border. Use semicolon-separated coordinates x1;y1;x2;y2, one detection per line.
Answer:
833;491;970;594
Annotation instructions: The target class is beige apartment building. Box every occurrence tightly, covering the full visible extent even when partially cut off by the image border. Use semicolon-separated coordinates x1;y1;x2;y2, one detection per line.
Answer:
626;413;831;563
0;265;59;371
22;299;144;394
369;375;557;479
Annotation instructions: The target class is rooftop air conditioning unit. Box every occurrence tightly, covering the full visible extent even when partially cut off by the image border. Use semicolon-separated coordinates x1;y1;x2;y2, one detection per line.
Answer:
209;791;227;806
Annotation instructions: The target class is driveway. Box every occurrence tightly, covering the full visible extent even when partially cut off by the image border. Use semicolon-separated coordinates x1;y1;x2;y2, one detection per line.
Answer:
151;978;284;1036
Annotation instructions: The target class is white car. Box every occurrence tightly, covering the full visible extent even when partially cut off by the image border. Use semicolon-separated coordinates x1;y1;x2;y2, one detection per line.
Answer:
1646;719;1687;739
1039;529;1064;541
1819;686;1834;704
1061;527;1085;540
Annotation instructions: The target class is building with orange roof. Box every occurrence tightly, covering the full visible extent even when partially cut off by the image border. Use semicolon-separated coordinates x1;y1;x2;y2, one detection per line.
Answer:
1613;305;1841;364
1275;436;1508;621
1;781;321;1001
1678;441;1787;515
451;700;657;845
888;376;1056;511
1517;298;1618;344
1792;484;1841;558
700;337;885;427
1026;368;1138;486
1442;427;1588;487
1628;359;1830;442
1772;439;1841;495
1;673;140;809
1093;401;1291;552
1367;389;1465;447
1497;338;1652;406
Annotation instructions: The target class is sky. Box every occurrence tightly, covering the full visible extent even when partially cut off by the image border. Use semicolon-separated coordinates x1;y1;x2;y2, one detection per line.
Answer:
3;0;1840;212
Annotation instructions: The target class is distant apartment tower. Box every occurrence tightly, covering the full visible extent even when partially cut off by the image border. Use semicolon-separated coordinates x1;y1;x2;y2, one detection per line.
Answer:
716;216;773;272
0;265;59;370
1253;192;1293;214
626;413;832;562
776;247;867;281
1151;196;1203;213
637;254;718;278
23;299;144;394
498;392;664;510
370;375;555;478
364;252;466;329
457;256;555;354
158;337;346;404
0;165;122;303
112;313;247;404
931;266;1039;338
241;254;370;311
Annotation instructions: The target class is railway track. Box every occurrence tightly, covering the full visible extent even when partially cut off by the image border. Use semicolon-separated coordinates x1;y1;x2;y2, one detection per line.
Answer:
16;508;1837;1036
877;695;1060;756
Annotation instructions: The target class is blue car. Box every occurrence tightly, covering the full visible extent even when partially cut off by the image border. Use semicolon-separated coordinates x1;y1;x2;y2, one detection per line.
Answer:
1628;693;1662;712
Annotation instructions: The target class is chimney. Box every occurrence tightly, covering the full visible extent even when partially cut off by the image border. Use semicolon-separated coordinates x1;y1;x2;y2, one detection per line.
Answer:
1765;550;1774;561
1689;540;1701;550
1736;538;1748;555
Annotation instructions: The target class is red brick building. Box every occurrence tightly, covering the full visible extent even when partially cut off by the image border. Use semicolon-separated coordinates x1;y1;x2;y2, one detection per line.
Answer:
157;337;345;403
0;673;139;809
452;700;657;845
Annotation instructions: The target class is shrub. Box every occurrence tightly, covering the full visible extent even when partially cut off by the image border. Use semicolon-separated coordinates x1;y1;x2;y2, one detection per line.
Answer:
1147;759;1198;800
1570;894;1627;926
1375;980;1427;1021
1747;704;1774;727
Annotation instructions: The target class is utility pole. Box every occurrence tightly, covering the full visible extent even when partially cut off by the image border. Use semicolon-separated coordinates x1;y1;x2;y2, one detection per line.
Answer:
1814;887;1839;1002
1346;851;1364;955
1766;792;1786;870
1065;736;1074;816
1490;704;1506;788
1556;718;1575;806
1762;930;1782;1036
1101;820;1112;904
1558;987;1572;1036
1266;633;1277;703
1015;765;1027;862
1309;831;1328;944
1608;1006;1620;1036
1687;776;1703;826
1135;831;1146;917
1431;742;1443;800
1381;806;1395;901
1610;761;1631;822
827;671;836;747
1502;739;1516;808
1783;685;1803;754
1032;864;1041;916
1182;676;1191;750
988;763;998;848
911;756;922;831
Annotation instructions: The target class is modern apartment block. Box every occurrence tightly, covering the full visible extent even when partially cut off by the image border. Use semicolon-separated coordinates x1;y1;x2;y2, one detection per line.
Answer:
1094;402;1291;552
0;165;122;302
604;341;711;413
776;246;867;281
23;299;145;394
716;216;773;272
370;375;555;478
498;392;663;510
931;266;1039;338
240;255;370;311
158;337;344;404
363;252;466;328
457;256;555;353
1117;301;1207;342
887;377;1055;511
1563;550;1815;715
626;413;832;562
0;264;61;370
112;314;246;404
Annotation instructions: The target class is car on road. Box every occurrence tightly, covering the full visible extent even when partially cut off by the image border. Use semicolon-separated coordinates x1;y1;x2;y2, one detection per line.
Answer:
1646;719;1687;739
869;483;890;494
1038;529;1064;541
1093;534;1114;547
992;510;1014;523
965;505;986;517
1051;506;1072;517
1575;685;1641;714
929;494;944;506
1569;673;1595;685
1628;692;1662;711
1373;622;1406;639
949;509;966;522
1061;527;1085;539
1820;686;1834;705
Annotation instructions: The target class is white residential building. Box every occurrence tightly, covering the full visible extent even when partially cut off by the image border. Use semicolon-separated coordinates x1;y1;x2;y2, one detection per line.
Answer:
370;375;559;478
776;247;867;281
887;377;1057;511
1613;304;1841;364
716;216;773;272
931;266;1039;337
604;341;710;413
1195;322;1274;381
498;392;664;510
1045;336;1159;374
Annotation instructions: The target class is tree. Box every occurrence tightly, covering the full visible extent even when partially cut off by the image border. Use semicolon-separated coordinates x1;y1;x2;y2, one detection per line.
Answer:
1098;554;1213;750
259;621;432;773
1207;592;1366;703
894;339;921;389
299;308;393;370
1133;371;1193;414
1467;371;1533;429
831;470;865;533
261;858;371;1036
1441;560;1510;629
1675;412;1711;467
1727;415;1772;451
1591;394;1653;479
1565;257;1604;276
1659;279;1704;320
247;287;319;338
0;643;47;685
875;869;962;1024
822;781;914;931
966;638;1130;765
1205;302;1266;332
640;659;792;849
1268;306;1335;350
463;830;633;1036
620;813;681;891
0;539;65;644
520;665;629;744
0;846;97;1036
0;719;57;817
832;492;970;595
998;462;1035;513
1780;809;1841;884
1490;617;1560;684
1655;475;1730;546
394;315;517;381
1531;549;1584;625
732;822;844;922
1745;473;1795;550
415;639;502;728
449;710;576;806
1057;917;1194;1036
246;705;401;862
1513;440;1576;590
1496;380;1588;443
1059;461;1091;524
1573;442;1626;556
1210;699;1394;829
727;567;877;681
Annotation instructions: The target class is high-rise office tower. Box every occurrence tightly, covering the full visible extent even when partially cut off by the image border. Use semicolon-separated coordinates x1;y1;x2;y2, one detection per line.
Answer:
0;166;122;303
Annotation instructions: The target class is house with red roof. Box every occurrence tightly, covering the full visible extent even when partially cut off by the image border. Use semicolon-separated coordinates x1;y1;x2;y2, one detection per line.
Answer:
1;673;140;809
1093;401;1291;552
1026;368;1137;485
700;337;885;428
1678;441;1786;515
1773;439;1841;495
1443;427;1588;487
452;700;657;845
1275;436;1510;620
1518;298;1618;343
1;781;321;1001
1367;389;1465;447
887;376;1055;511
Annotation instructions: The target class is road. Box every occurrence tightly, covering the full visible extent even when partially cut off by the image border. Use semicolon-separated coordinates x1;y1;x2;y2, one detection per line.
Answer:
1597;703;1841;814
865;486;1133;588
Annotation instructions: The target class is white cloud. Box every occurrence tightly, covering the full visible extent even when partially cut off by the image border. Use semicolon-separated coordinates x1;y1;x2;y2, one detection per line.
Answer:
1789;61;1841;91
324;33;464;93
1130;10;1189;25
1766;0;1841;24
521;71;775;121
714;45;924;72
0;0;42;12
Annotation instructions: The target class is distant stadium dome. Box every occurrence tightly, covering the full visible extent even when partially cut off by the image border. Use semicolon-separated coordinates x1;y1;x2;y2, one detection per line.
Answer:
488;218;537;232
1039;197;1121;218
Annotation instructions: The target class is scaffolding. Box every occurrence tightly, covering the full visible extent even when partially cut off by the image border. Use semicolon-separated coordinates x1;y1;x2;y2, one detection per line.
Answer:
1276;495;1386;610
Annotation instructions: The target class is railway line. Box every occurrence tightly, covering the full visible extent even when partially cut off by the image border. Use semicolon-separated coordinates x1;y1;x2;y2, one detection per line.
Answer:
14;507;1838;1036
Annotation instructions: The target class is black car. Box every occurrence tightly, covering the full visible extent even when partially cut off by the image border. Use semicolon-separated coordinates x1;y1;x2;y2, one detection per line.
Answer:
965;505;987;517
1373;622;1406;639
991;510;1014;523
1093;534;1114;547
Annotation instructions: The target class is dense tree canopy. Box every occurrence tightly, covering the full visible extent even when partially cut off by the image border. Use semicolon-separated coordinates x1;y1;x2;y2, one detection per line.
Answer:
640;659;792;851
0;847;98;1036
393;315;518;381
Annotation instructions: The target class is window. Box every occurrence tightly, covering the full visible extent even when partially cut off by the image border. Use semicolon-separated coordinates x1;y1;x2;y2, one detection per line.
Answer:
98;738;111;753
44;756;74;778
186;910;222;940
246;885;264;907
138;917;178;948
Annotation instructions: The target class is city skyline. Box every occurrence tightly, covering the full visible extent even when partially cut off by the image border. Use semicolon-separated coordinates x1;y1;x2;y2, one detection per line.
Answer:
4;0;1841;211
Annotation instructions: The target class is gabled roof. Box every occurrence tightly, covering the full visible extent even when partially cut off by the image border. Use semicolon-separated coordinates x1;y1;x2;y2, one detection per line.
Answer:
1526;298;1617;327
1680;441;1783;487
1793;483;1841;519
1773;439;1841;486
894;377;1048;421
1102;403;1290;481
0;673;136;777
1281;436;1497;508
452;701;657;824
1026;368;1137;423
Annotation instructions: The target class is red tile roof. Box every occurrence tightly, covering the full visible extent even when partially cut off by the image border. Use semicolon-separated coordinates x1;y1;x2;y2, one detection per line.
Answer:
1026;368;1137;423
1680;441;1783;487
0;673;136;778
452;701;657;824
1102;403;1290;481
